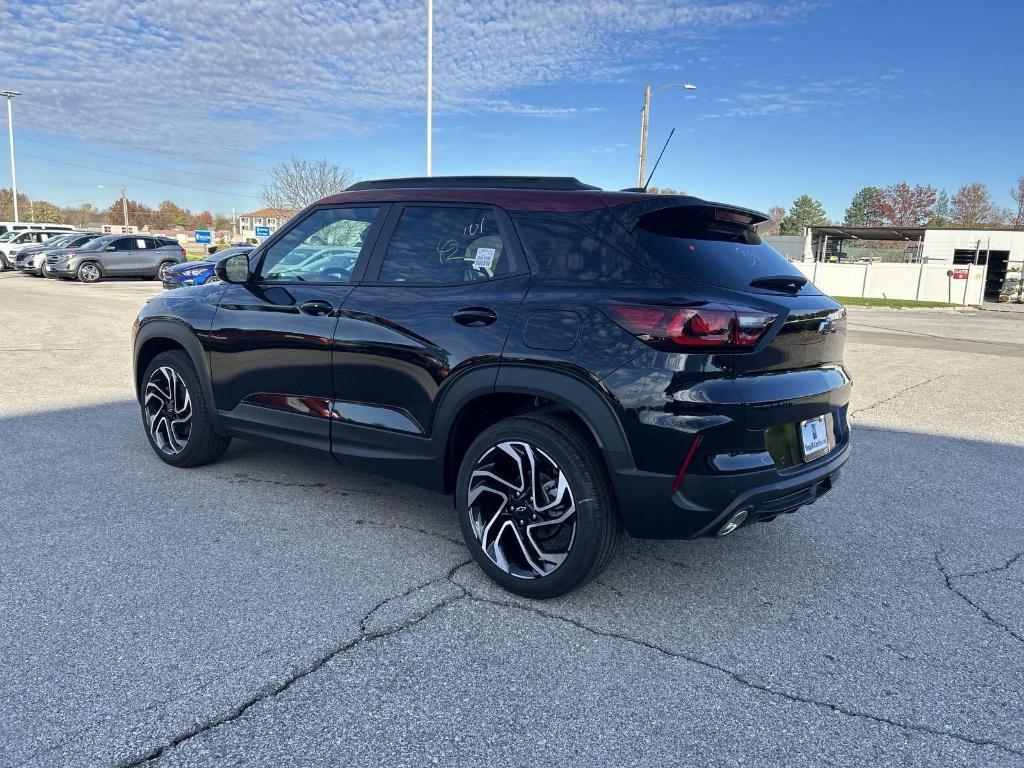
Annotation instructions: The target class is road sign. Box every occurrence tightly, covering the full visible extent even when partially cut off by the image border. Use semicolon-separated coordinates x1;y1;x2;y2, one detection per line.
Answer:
195;230;212;244
951;268;969;280
254;226;270;238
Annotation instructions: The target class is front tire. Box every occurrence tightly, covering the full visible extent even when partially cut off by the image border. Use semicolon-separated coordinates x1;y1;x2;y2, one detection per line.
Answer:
155;261;176;281
77;262;102;283
456;415;622;599
141;350;230;467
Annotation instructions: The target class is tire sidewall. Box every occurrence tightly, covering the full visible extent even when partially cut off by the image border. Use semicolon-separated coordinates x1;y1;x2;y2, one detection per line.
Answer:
456;418;611;599
77;262;101;283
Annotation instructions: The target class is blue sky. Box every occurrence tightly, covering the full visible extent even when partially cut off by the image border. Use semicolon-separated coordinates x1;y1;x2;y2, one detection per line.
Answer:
1;0;1022;219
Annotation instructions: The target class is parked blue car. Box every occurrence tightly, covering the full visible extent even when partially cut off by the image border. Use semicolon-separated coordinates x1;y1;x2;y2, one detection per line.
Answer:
161;246;253;289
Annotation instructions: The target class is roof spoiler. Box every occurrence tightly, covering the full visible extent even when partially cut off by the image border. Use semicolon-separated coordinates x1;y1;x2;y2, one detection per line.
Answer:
607;195;770;231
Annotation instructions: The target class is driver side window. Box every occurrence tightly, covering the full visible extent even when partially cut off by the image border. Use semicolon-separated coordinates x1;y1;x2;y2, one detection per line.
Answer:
258;206;381;283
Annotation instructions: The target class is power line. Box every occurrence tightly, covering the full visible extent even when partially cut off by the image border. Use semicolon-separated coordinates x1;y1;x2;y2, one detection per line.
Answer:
15;117;272;174
17;135;259;184
0;147;261;200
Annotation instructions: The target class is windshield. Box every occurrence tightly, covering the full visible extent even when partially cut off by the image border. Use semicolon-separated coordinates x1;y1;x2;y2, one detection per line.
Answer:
0;232;17;242
634;206;817;294
41;234;76;248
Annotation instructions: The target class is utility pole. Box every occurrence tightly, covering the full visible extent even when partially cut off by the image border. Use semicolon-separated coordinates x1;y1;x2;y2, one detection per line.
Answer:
425;0;433;176
231;206;236;239
636;82;696;189
2;90;22;222
121;185;128;229
637;84;651;188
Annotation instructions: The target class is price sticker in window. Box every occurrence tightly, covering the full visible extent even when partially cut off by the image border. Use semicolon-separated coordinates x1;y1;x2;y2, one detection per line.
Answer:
473;247;496;270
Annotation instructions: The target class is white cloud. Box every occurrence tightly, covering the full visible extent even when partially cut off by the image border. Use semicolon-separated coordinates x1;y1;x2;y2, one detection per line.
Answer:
0;0;812;151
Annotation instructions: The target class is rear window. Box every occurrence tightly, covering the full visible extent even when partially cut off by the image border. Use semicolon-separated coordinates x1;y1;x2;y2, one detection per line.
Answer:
635;206;814;293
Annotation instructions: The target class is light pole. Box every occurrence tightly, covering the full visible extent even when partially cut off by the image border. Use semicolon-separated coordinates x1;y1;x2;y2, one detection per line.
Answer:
637;82;696;188
2;89;22;222
426;0;433;176
120;185;128;228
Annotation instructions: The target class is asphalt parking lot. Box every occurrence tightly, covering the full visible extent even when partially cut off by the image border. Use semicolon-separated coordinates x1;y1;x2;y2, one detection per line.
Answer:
2;272;1023;767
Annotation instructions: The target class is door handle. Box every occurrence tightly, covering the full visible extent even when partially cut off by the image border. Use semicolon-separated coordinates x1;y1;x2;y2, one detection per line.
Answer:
300;299;335;317
452;307;497;326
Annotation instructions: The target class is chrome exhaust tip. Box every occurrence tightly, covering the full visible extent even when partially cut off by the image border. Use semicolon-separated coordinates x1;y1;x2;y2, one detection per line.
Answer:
717;509;749;537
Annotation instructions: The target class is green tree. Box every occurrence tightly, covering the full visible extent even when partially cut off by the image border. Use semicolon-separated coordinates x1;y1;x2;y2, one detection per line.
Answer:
929;189;951;227
0;188;31;220
780;195;828;235
844;187;881;226
30;200;65;223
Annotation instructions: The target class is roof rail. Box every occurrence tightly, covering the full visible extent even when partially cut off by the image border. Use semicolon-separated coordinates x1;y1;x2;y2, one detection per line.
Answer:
346;176;601;192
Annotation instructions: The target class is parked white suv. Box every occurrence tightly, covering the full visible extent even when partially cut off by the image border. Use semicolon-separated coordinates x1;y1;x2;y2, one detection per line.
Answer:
0;229;75;270
0;221;75;237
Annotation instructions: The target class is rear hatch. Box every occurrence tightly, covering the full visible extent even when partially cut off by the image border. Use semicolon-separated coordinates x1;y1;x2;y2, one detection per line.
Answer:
622;200;847;374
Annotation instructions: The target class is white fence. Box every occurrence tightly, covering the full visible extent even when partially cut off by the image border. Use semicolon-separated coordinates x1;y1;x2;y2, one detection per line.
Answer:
794;261;985;305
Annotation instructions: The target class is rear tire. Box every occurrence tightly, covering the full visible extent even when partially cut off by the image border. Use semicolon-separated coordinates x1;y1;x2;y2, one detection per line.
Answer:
155;261;176;281
456;415;622;599
77;262;102;283
141;350;230;467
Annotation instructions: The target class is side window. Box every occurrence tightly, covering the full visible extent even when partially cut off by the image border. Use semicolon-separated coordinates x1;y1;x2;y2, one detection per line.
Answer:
515;218;639;283
378;206;506;284
113;238;134;251
258;206;380;283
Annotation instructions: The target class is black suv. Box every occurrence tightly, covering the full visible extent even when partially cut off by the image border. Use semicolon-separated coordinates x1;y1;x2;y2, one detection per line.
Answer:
133;177;850;597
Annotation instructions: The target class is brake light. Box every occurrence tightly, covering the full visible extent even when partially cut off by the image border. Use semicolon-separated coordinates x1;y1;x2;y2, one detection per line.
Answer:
602;303;775;351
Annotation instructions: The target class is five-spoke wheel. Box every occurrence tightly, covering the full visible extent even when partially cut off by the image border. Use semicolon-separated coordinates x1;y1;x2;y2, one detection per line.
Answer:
77;262;101;283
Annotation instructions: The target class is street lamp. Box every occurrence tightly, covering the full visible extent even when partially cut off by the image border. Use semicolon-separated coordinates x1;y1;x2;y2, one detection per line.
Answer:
2;89;22;222
637;82;696;188
426;0;433;177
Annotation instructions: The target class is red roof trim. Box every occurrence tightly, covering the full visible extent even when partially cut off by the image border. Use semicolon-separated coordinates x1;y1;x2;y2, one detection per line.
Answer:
318;188;677;213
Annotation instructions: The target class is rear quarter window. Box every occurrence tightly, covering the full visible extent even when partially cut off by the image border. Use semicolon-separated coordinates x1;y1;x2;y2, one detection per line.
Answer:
514;218;661;286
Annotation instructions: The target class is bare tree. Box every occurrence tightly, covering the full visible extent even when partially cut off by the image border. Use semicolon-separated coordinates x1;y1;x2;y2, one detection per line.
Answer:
261;157;356;210
1011;177;1024;230
760;205;785;236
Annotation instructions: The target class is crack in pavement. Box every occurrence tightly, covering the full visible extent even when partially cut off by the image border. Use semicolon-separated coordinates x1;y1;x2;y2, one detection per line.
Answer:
851;373;945;417
116;560;473;768
934;551;1024;646
463;592;1024;758
220;472;464;547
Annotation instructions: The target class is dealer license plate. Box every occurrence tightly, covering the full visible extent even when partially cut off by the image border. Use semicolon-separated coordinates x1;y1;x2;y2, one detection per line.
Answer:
800;416;830;461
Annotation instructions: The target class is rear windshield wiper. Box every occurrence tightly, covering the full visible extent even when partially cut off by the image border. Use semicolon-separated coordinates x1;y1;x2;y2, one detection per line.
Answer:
749;274;808;292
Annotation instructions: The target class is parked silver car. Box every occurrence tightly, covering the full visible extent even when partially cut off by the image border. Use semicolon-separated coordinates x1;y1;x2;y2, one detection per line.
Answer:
13;231;103;276
43;234;186;283
0;229;74;270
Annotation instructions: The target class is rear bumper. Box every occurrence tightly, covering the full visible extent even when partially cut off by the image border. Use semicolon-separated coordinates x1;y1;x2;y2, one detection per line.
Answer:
609;441;849;539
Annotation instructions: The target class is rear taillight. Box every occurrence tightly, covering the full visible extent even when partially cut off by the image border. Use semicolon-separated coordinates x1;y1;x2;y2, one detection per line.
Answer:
601;303;775;351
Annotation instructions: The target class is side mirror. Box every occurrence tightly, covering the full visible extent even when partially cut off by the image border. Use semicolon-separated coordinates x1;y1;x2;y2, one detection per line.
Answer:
105;245;117;251
216;252;251;284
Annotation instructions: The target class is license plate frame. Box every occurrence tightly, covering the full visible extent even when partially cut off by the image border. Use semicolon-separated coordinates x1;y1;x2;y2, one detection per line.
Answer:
799;415;830;462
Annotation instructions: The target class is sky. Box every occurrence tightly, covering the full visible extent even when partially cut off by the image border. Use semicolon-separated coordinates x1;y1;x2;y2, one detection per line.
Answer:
0;0;1022;221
